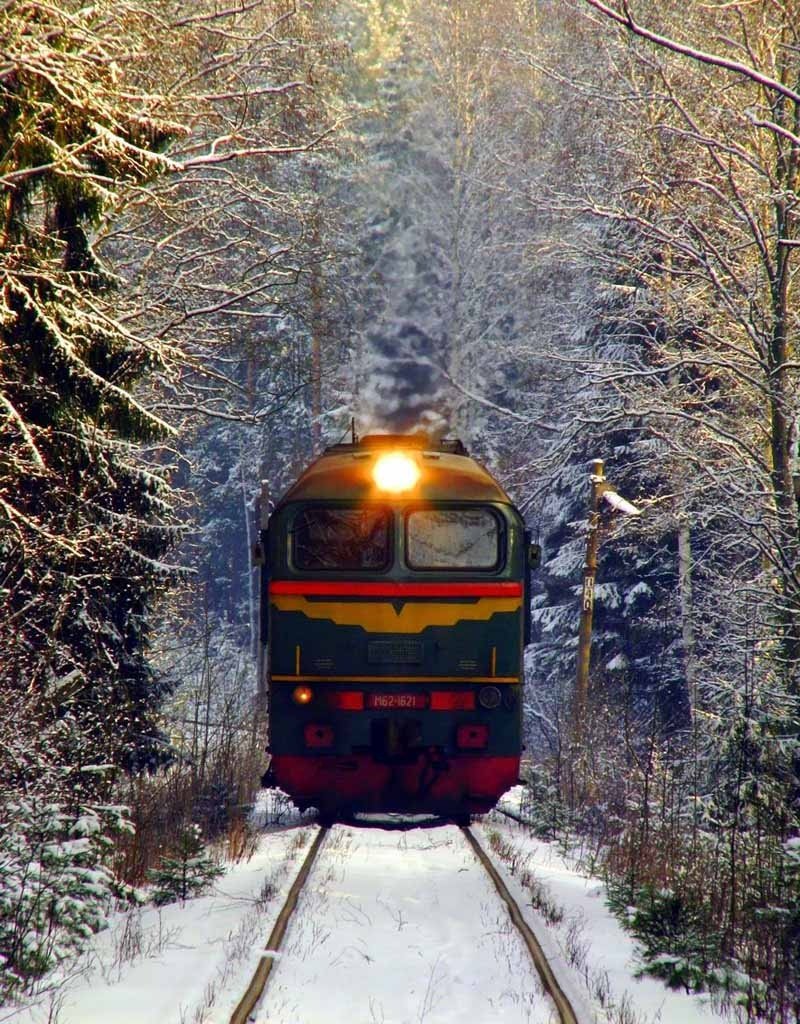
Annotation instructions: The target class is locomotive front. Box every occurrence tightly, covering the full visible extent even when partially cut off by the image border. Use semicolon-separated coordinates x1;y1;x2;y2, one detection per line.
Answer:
258;434;535;821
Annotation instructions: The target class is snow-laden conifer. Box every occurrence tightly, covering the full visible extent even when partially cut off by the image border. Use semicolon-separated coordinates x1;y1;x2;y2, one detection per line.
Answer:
147;824;225;906
0;794;133;999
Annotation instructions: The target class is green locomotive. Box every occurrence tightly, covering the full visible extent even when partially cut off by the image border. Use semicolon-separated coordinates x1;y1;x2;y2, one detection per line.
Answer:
257;434;537;821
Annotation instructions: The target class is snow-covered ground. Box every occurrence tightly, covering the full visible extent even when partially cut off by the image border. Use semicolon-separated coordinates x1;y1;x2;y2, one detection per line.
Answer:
7;793;731;1024
7;824;314;1024
260;822;554;1024
480;794;729;1024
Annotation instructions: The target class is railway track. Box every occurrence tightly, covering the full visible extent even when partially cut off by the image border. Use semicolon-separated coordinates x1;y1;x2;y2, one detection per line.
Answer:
461;827;579;1024
229;822;581;1024
229;826;329;1024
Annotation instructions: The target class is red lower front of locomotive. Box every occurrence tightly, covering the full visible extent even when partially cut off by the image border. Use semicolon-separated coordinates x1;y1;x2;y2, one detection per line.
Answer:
265;679;523;819
269;751;520;818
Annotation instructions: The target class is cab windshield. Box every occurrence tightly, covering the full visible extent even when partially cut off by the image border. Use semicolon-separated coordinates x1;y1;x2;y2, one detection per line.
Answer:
292;506;391;571
405;508;500;570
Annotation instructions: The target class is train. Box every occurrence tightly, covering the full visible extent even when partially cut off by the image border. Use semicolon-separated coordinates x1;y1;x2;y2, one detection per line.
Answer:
255;433;539;822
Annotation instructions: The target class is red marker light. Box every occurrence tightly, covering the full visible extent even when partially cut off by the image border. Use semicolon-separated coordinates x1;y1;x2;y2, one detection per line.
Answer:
430;692;476;711
328;691;364;711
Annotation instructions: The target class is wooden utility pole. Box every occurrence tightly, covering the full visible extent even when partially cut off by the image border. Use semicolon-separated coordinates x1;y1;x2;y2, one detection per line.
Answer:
572;459;640;747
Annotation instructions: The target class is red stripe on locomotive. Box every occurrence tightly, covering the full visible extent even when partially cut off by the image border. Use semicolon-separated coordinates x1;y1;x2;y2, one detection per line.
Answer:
269;580;523;598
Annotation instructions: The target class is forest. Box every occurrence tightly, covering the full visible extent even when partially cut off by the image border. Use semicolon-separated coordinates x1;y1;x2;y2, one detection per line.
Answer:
0;1;798;1020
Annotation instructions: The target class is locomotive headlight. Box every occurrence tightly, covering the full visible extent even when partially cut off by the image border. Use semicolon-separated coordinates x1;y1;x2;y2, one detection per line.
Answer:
292;685;314;705
372;452;420;493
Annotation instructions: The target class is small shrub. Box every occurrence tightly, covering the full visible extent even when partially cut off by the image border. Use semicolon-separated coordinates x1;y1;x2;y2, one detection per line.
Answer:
225;816;259;863
520;767;571;841
608;880;723;992
148;824;225;905
485;830;530;876
0;797;130;998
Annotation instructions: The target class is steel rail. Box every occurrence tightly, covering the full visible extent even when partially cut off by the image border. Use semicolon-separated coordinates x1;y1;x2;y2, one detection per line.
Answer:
461;826;580;1024
229;826;329;1024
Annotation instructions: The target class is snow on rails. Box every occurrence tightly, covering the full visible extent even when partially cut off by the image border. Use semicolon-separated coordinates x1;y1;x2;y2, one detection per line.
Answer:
229;822;584;1024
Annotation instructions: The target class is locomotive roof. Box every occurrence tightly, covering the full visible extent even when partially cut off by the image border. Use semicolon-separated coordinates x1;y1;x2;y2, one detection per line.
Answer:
276;435;513;505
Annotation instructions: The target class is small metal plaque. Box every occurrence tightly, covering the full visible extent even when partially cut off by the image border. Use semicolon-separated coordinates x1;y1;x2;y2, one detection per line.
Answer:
367;639;423;665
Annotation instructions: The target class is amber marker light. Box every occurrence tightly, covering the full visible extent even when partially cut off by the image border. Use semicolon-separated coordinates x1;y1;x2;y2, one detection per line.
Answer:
372;451;420;493
292;685;313;705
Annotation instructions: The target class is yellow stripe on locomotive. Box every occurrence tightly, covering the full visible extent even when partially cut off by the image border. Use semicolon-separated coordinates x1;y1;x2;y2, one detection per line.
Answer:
270;593;521;632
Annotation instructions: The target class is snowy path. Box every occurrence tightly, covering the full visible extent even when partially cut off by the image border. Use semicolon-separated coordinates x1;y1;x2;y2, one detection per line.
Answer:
257;823;557;1024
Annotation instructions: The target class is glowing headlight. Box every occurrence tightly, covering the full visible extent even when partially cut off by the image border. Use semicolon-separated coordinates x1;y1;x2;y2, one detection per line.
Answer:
372;452;420;493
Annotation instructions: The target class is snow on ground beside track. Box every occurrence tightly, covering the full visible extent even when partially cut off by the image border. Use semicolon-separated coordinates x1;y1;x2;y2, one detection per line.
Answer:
6;789;733;1024
486;790;729;1024
7;825;314;1024
259;822;557;1024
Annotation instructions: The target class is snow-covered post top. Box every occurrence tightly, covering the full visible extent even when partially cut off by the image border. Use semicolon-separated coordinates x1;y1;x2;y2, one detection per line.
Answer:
259;479;271;531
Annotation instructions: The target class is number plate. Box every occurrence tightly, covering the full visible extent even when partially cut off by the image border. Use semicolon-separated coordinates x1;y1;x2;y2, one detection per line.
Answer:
366;693;428;710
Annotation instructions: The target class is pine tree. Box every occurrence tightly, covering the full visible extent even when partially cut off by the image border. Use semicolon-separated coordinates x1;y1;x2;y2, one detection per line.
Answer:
148;824;225;905
0;793;131;998
0;1;181;776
